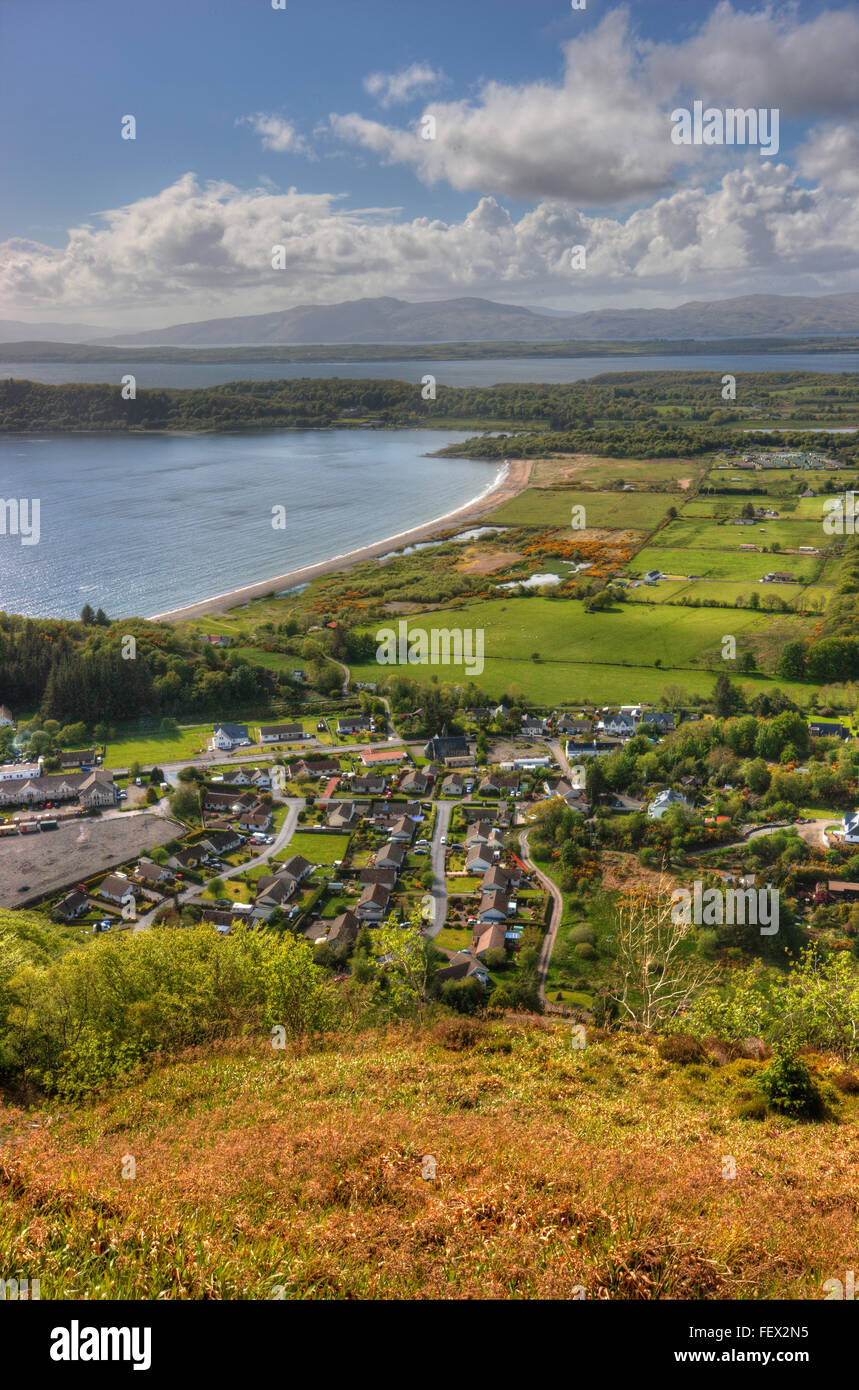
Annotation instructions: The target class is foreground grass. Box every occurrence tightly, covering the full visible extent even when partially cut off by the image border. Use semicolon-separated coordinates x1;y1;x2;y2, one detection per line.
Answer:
1;1024;857;1299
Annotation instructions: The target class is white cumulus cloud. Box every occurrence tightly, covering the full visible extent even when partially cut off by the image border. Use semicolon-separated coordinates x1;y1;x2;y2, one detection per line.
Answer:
363;63;444;108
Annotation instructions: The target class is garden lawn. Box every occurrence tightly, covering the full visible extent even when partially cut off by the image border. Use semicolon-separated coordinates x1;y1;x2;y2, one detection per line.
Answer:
276;832;351;866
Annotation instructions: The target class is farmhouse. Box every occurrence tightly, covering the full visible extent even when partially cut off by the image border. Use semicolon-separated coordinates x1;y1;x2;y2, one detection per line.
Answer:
399;770;431;795
199;828;244;857
277;854;314;886
466;845;495;874
343;775;381;797
255;877;296;909
360;747;406;767
212;723;251;750
134;860;172;887
258;723;305;743
639;711;675;734
387;816;415;843
58;747;99;768
648;788;693;819
840;811;859;844
99;872;135;906
203;789;257;815
477;890;511;923
337;715;372;736
325;910;359;949
327;801;365;829
601;711;636;738
436;951;490;986
356;882;390;922
520;716;548;737
54;889;90;921
472;921;508;956
375;842;406;870
810;721;848;740
168;846;206;871
556;716;593;738
293;758;341;779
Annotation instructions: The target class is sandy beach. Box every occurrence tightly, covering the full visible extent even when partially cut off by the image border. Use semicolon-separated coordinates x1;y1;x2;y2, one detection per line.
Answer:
150;458;533;624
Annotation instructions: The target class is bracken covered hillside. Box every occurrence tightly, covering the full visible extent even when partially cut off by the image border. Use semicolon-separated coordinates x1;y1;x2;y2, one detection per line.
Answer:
1;1020;857;1300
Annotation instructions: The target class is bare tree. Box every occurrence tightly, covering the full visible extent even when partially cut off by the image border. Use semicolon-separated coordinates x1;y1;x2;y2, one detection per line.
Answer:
610;884;717;1031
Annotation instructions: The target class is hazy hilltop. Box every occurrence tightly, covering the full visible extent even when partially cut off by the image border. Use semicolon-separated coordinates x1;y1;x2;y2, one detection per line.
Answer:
2;1019;856;1299
92;291;859;347
0;318;110;344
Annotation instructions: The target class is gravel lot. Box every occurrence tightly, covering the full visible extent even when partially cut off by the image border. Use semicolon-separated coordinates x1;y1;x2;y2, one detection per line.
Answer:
0;813;184;908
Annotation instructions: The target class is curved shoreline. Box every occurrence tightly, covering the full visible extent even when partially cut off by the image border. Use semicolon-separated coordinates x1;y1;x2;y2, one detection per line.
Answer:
149;458;533;624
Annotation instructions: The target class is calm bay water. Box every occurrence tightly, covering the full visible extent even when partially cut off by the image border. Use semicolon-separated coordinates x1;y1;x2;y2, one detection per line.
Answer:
0;429;490;620
3;351;859;390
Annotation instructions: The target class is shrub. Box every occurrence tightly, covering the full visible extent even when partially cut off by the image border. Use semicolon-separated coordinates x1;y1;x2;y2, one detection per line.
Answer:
658;1032;705;1064
431;1016;486;1049
737;1095;768;1121
759;1053;824;1120
832;1068;859;1094
569;924;596;945
574;942;596;960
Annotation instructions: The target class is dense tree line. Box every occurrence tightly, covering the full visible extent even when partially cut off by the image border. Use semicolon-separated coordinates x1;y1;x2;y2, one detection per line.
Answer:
0;612;279;723
0;374;855;466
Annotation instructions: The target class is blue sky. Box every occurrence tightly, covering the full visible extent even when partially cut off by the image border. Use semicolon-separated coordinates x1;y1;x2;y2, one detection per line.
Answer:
1;0;857;328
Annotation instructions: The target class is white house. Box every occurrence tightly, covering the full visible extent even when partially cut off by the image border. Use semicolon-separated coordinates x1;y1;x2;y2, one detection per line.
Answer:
99;873;136;907
601;712;636;738
212;723;251;750
841;811;859;843
647;788;692;820
0;759;42;781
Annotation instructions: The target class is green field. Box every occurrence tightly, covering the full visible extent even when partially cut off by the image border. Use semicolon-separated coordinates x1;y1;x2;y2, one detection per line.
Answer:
275;831;350;866
628;545;824;582
624;578;832;611
105;725;212;769
531;458;708;490
661;515;829;551
349;595;813;704
486;488;673;530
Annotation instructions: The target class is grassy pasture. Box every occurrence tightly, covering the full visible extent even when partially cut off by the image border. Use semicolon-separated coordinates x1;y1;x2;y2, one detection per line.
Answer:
104;725;212;769
659;517;829;552
349;596;812;703
624;580;833;611
531;457;708;490
488;488;673;530
628;545;824;582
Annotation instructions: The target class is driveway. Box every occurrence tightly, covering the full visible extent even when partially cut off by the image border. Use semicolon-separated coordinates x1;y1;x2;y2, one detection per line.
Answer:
518;828;562;1005
425;799;453;937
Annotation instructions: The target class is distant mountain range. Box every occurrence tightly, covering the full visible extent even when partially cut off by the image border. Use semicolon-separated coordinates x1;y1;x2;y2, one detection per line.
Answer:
0;318;108;344
4;291;859;348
